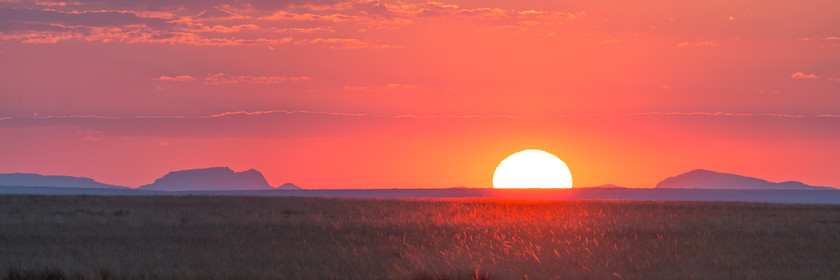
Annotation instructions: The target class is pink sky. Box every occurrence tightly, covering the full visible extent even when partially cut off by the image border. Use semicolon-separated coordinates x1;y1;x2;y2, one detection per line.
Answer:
1;0;839;188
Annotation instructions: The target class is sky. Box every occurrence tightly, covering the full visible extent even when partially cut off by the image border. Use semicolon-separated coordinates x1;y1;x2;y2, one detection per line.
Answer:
1;0;839;189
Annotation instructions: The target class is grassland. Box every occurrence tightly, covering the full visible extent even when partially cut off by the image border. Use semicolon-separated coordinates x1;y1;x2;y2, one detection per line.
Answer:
1;195;839;279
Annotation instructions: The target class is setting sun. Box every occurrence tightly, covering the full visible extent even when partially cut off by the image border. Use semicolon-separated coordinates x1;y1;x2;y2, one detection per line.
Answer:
493;149;573;189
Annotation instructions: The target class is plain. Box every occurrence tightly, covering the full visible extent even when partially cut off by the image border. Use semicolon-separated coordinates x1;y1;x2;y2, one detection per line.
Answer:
1;195;839;279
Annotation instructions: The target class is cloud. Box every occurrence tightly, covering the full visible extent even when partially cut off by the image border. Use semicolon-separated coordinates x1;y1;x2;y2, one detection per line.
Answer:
273;26;335;33
0;32;76;43
35;1;82;6
626;112;821;118
202;73;312;85
343;83;419;92
158;75;196;82
0;1;581;50
4;110;839;123
0;8;168;31
414;3;580;27
258;0;578;31
0;111;372;139
189;24;260;33
600;38;620;44
383;83;417;90
156;73;312;85
677;41;720;47
78;128;104;141
294;37;401;49
191;7;248;21
3;0;331;11
259;10;357;22
796;36;840;43
2;110;839;140
0;7;286;46
791;72;820;79
1;27;293;46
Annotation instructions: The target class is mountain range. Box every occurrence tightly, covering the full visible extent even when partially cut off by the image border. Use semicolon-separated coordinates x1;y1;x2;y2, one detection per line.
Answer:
0;167;834;191
138;167;274;191
656;169;835;190
0;167;301;191
0;173;126;189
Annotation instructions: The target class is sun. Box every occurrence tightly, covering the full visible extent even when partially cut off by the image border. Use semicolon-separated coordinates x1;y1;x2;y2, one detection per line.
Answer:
493;149;573;189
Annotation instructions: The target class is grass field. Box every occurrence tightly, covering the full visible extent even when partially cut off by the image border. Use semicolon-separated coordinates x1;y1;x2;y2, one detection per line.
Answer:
1;195;839;279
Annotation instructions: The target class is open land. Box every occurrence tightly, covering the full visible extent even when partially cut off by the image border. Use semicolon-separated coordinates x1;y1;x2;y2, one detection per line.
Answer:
1;195;839;279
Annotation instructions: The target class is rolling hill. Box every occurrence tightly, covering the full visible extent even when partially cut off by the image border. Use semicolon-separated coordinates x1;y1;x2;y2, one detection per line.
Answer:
0;173;126;189
656;169;835;190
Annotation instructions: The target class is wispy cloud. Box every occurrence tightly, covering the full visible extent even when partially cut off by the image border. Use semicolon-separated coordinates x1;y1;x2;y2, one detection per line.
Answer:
273;26;335;33
190;7;247;21
343;83;419;92
0;1;581;50
295;37;401;49
0;110;371;121
0;7;284;46
4;111;839;122
78;128;104;141
156;73;312;85
258;0;579;30
35;1;82;6
203;73;312;85
1;28;293;46
157;75;196;82
625;112;836;118
802;36;840;41
791;72;820;79
258;10;358;23
0;8;166;29
188;24;260;33
677;41;720;47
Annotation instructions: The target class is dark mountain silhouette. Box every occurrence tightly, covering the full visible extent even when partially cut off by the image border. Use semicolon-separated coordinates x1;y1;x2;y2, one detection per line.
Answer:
276;183;302;190
139;167;274;191
0;173;126;189
656;169;835;190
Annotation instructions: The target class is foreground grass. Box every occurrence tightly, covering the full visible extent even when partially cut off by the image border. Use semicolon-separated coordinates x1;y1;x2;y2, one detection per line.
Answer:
1;195;839;279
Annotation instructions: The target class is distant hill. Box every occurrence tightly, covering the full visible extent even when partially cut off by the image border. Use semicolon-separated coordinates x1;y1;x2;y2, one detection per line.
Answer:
276;183;302;190
0;173;126;189
656;169;835;190
139;167;274;191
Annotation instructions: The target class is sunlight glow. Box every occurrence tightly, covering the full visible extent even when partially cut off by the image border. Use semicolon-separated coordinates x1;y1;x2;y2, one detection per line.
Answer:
493;149;573;189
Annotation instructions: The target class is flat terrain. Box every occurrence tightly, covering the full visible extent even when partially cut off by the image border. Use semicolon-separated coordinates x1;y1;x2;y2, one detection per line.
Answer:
1;195;839;279
5;187;840;204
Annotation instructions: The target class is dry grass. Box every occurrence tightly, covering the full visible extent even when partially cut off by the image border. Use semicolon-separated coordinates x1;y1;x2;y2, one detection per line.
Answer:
1;195;839;279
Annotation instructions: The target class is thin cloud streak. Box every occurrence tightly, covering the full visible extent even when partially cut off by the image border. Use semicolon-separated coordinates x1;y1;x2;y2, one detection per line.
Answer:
157;75;196;82
156;73;311;85
202;73;312;85
791;72;820;79
677;41;720;47
2;111;839;122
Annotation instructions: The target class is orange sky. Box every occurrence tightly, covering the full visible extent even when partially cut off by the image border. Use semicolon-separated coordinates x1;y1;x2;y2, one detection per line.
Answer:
1;0;839;188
